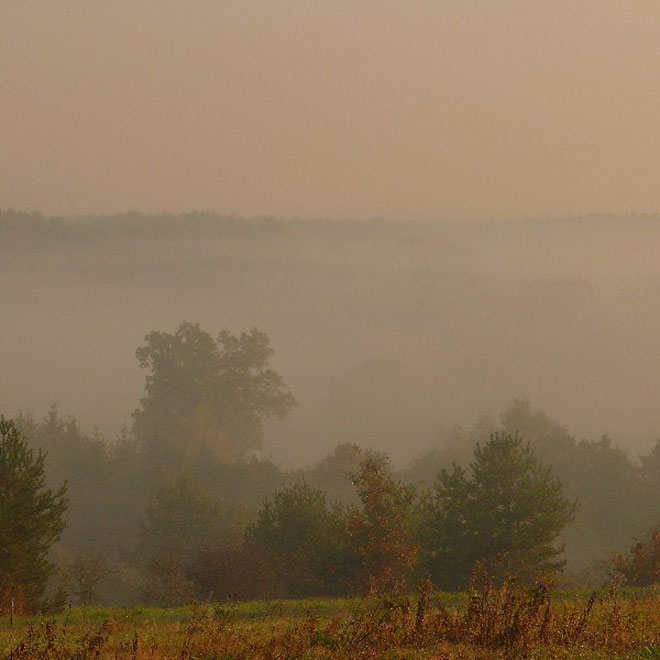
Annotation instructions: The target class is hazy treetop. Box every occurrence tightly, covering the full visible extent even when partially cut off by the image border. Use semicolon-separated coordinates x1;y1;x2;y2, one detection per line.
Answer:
3;212;660;467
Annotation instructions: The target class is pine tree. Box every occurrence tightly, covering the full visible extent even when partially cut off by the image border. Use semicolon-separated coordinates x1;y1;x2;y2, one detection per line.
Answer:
0;417;67;613
419;432;577;590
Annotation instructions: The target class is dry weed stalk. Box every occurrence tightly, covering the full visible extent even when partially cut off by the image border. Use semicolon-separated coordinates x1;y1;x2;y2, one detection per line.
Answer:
7;579;660;659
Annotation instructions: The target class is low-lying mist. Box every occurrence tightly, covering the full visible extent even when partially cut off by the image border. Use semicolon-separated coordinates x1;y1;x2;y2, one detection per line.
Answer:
3;211;660;467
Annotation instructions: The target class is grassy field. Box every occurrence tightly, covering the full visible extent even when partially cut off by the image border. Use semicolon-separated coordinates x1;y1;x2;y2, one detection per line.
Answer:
4;584;660;659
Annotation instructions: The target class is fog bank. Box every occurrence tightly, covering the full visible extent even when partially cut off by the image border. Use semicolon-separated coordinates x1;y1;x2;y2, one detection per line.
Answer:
2;212;659;467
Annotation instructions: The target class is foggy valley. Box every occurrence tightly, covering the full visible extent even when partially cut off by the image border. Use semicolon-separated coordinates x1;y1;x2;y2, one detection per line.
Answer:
2;211;660;467
6;4;660;652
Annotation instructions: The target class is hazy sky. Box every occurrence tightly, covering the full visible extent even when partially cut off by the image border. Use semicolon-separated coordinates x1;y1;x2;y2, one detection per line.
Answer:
3;1;660;219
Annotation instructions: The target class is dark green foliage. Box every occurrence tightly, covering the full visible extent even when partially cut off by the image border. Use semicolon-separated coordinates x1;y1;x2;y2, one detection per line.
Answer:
16;407;114;552
502;399;646;568
419;432;577;590
248;454;419;597
0;416;67;613
189;542;280;601
14;404;289;605
138;474;256;605
15;410;150;604
138;474;245;605
11;385;660;605
247;482;344;597
133;322;296;461
139;475;228;561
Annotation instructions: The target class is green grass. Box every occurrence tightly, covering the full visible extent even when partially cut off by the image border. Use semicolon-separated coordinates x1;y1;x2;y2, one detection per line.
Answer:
5;587;660;658
0;596;361;630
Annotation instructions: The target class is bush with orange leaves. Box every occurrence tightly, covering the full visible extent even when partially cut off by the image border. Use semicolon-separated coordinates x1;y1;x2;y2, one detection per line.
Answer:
612;529;660;586
342;453;418;594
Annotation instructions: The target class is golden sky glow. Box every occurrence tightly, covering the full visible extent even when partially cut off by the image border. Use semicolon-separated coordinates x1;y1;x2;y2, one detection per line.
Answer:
3;1;660;219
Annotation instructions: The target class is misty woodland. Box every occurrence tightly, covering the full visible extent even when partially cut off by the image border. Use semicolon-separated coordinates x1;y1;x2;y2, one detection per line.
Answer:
2;213;660;660
6;1;660;655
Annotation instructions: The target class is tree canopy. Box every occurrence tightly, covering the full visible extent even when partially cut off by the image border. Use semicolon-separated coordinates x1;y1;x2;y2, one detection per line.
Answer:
133;322;296;460
0;417;67;614
247;482;341;597
419;432;577;590
343;453;418;594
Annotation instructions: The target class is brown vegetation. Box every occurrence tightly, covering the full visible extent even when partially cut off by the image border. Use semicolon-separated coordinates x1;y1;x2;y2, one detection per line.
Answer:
6;580;660;659
612;529;660;587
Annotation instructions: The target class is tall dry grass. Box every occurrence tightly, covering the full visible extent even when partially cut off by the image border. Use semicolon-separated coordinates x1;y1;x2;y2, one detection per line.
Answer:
6;578;660;659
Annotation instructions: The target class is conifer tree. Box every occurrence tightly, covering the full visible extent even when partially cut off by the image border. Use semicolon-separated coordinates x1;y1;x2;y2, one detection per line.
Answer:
419;432;576;590
0;417;67;613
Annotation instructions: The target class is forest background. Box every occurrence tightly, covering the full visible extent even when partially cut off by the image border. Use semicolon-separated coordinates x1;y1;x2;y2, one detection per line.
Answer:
2;212;660;606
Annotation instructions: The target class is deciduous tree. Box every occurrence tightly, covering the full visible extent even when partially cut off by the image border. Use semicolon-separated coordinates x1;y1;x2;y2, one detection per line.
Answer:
133;322;296;461
343;453;418;594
